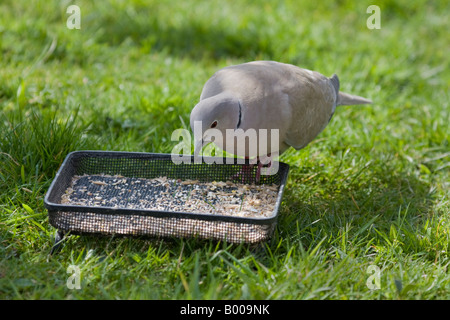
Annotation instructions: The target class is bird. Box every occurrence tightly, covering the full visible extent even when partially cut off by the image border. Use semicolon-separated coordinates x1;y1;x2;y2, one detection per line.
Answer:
190;60;371;182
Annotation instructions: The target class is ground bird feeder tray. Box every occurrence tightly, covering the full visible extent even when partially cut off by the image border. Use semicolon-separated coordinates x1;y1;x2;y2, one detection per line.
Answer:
44;151;289;246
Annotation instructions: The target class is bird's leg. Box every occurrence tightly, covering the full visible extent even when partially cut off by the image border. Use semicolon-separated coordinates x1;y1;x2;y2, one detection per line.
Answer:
230;162;255;183
229;156;257;183
255;161;264;183
231;154;273;183
255;153;273;183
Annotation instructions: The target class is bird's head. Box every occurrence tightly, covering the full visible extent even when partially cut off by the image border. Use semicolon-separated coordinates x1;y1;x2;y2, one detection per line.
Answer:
190;92;241;157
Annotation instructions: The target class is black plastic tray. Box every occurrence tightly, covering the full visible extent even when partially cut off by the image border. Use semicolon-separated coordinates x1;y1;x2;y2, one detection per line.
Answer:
44;151;289;243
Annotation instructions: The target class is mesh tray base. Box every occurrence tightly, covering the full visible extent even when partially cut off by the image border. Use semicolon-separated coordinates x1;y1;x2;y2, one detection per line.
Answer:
45;151;289;243
49;211;274;243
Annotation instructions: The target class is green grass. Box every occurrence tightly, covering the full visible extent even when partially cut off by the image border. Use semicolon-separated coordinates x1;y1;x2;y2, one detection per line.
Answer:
0;0;449;300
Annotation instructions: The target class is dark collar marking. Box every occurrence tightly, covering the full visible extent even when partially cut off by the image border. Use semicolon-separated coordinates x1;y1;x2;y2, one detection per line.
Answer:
237;100;242;129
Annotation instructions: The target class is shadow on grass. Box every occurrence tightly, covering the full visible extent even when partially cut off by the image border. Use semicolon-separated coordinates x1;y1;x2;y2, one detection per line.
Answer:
275;158;438;259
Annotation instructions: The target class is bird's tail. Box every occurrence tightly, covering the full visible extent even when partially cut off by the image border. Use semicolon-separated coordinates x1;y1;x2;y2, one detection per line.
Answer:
337;92;372;106
329;74;372;106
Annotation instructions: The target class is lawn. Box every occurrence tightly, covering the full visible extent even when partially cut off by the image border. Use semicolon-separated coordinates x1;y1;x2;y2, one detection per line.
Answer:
0;0;449;300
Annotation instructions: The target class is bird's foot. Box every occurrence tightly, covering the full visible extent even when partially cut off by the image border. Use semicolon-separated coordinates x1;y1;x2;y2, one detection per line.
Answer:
255;158;273;183
230;155;273;184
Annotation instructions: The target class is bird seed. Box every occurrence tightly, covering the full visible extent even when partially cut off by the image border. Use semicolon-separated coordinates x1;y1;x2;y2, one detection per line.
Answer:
60;174;279;218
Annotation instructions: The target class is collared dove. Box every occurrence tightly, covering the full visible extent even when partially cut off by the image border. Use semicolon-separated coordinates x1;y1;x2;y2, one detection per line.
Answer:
190;60;371;180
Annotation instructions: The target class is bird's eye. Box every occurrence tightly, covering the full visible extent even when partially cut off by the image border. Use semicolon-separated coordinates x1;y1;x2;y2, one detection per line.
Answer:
210;120;218;128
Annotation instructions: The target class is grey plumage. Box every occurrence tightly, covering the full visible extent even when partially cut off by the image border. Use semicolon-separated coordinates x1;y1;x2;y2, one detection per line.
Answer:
190;60;371;159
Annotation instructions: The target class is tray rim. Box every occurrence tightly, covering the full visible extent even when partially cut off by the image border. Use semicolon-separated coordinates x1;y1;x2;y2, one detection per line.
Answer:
44;150;290;226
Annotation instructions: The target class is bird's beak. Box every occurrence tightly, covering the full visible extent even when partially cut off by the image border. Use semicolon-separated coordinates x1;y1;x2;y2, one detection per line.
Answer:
194;136;213;163
194;138;204;159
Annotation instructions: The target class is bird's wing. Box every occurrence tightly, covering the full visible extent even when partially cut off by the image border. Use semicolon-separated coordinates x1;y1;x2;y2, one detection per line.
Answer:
280;64;337;150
